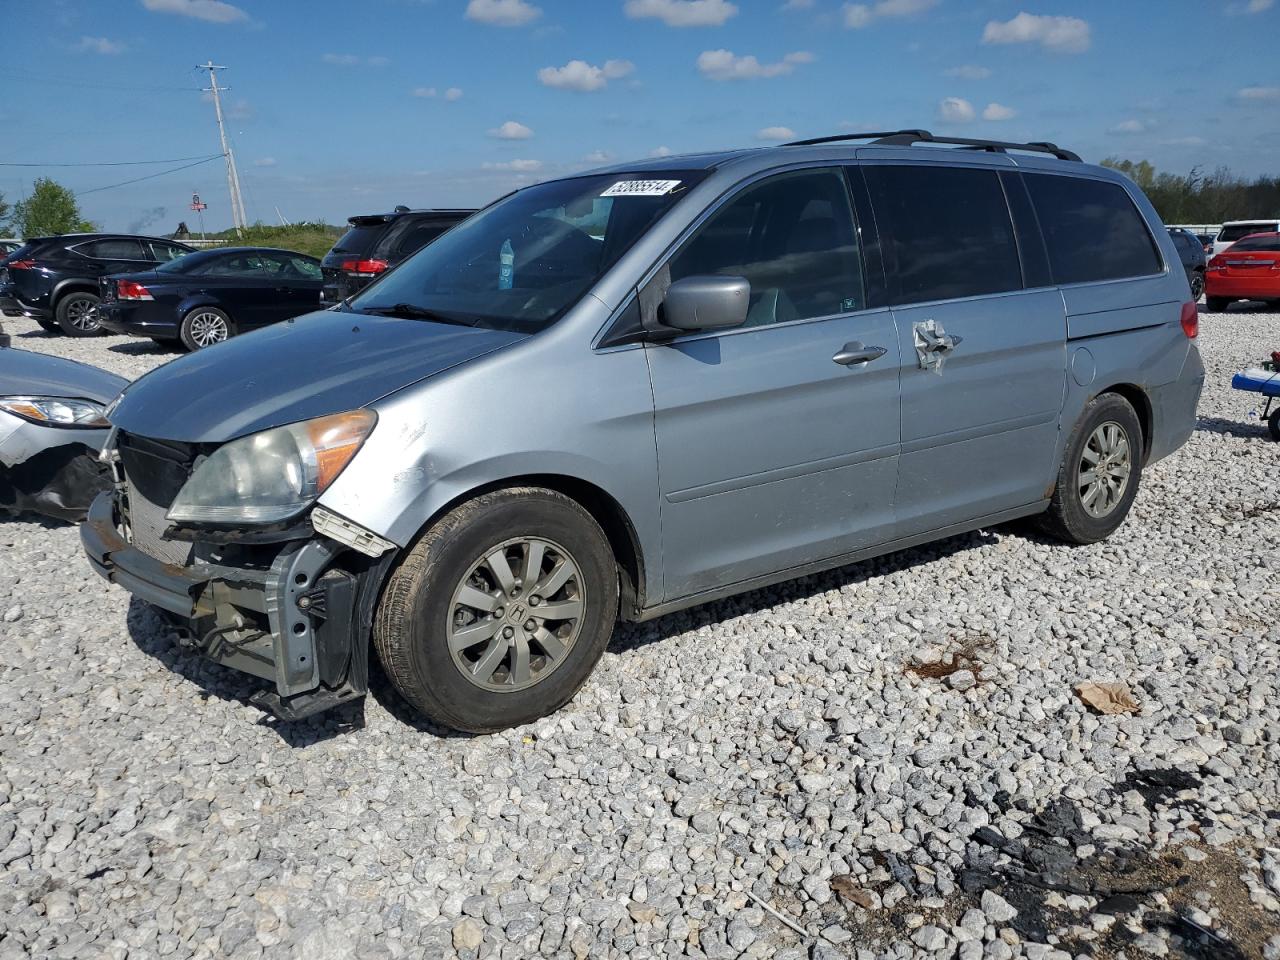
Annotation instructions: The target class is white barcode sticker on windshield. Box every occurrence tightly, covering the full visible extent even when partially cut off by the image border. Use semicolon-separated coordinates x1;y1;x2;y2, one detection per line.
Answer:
601;179;682;197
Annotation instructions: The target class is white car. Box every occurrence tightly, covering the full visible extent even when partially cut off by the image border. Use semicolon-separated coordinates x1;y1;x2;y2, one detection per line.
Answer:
1213;220;1280;257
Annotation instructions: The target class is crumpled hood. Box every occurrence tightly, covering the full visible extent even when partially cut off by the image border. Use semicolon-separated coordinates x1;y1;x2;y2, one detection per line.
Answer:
0;347;128;403
108;309;526;442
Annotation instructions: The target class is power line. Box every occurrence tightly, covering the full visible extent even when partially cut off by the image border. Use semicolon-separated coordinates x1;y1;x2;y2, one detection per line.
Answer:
0;70;200;93
0;155;223;168
76;156;225;196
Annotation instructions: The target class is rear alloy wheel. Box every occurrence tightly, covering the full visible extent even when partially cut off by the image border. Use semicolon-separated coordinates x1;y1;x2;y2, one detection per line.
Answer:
55;292;103;337
1189;271;1205;300
1039;393;1144;545
179;307;233;351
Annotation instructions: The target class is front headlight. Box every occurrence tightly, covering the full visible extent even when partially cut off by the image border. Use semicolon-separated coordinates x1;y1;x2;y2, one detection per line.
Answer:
0;396;110;428
166;409;376;525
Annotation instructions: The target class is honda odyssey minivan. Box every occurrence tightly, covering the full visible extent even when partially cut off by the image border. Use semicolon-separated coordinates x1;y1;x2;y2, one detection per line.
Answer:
83;130;1204;732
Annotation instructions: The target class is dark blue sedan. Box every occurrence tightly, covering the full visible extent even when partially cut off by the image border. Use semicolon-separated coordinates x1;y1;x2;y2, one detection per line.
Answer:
98;247;323;350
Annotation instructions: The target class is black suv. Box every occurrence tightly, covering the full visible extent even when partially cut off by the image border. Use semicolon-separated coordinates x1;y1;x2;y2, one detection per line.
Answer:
320;207;474;304
0;234;195;336
1167;227;1207;301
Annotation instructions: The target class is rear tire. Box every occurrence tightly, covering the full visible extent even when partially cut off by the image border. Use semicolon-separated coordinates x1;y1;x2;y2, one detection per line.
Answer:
1039;393;1144;545
179;307;234;351
1205;296;1229;312
373;487;619;733
1268;408;1280;442
1189;271;1205;301
55;292;103;337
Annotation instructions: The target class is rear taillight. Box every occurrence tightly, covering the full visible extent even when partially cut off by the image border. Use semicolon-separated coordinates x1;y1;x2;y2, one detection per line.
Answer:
1179;301;1198;339
116;279;153;301
340;259;388;277
1207;255;1224;272
7;259;36;270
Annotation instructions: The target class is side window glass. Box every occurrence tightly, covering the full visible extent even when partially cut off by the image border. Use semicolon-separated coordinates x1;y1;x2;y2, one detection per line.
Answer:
666;168;865;327
1025;174;1162;284
81;238;147;260
393;222;449;259
288;257;322;278
865;165;1022;305
148;242;186;262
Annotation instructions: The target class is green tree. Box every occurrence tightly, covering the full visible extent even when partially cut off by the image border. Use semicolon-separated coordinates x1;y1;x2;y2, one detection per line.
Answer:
11;178;96;237
0;190;10;232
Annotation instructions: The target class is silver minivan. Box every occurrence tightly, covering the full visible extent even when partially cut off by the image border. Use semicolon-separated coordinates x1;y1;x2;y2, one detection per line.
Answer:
83;130;1205;732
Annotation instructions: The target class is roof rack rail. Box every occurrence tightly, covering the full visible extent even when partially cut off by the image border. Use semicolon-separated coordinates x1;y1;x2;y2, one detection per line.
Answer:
782;128;1081;162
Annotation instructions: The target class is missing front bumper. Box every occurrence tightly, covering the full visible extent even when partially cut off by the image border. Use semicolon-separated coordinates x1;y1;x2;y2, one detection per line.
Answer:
81;491;393;719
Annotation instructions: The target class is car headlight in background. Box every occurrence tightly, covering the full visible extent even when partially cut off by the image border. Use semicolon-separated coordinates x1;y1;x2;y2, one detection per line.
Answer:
167;409;377;525
0;396;110;428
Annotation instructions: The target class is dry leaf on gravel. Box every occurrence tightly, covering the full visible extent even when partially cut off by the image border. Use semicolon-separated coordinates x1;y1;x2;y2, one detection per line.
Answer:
1075;682;1139;715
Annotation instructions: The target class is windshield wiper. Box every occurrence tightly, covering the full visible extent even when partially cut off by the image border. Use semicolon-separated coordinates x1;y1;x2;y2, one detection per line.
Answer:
358;302;478;326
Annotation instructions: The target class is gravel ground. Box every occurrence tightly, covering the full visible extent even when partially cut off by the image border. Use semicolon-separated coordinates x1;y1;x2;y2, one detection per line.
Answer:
1;310;1278;960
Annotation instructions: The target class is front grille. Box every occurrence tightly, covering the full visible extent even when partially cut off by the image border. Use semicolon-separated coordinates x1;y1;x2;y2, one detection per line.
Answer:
117;432;197;566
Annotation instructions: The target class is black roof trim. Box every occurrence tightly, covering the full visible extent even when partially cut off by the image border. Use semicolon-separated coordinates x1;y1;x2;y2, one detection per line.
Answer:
782;128;1081;162
347;209;476;226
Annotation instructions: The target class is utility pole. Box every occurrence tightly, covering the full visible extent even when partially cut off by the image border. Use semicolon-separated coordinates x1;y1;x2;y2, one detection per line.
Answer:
199;61;247;237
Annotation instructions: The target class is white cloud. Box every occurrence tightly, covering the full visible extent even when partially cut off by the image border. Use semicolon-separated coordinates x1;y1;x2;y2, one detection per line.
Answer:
757;126;797;141
781;0;814;8
649;146;674;157
843;0;937;28
413;86;437;98
444;87;464;101
982;102;1016;121
368;56;390;67
413;86;464;100
465;0;541;27
982;12;1091;53
322;53;360;66
482;159;542;171
624;0;738;27
1227;0;1273;13
945;64;991;80
1237;85;1280;100
937;97;976;123
140;0;248;23
253;157;277;167
696;49;813;80
1109;118;1153;134
584;150;613;163
227;98;252;120
537;59;635;91
76;36;125;54
1159;136;1208;147
489;120;534;139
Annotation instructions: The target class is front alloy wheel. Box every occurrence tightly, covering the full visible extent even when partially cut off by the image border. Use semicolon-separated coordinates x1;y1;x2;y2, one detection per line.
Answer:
447;537;585;693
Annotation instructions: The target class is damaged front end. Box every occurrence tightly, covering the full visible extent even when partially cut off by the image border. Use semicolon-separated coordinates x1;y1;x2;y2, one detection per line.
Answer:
81;429;397;720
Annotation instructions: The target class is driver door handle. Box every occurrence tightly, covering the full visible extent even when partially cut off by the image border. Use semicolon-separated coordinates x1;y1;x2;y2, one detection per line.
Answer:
833;341;887;366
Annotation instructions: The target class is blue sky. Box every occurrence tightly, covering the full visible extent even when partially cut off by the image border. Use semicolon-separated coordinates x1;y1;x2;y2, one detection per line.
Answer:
2;0;1278;233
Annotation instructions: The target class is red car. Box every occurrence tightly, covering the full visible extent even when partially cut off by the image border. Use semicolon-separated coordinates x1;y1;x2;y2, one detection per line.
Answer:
1205;232;1280;311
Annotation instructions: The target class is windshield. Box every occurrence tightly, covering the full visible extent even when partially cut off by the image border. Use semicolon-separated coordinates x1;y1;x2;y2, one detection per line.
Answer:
1220;223;1280;243
349;171;705;333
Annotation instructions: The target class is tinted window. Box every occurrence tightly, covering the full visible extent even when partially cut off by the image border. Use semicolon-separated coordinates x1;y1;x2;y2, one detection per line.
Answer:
1026;175;1162;284
866;165;1022;305
667;168;864;325
384;219;453;259
331;222;387;256
1228;234;1280;252
286;256;322;278
202;253;277;277
79;238;147;260
1219;223;1280;243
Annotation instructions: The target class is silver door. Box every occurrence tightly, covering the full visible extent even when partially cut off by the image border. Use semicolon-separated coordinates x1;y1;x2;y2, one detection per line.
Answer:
644;167;902;600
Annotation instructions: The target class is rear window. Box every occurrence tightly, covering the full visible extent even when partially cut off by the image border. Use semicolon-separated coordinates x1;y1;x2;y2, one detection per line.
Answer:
1219;223;1280;243
1228;234;1280;252
1025;175;1162;285
866;164;1023;305
330;222;388;256
384;218;456;260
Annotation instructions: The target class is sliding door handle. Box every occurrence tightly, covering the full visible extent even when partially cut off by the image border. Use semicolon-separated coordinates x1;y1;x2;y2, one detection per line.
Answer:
833;341;887;366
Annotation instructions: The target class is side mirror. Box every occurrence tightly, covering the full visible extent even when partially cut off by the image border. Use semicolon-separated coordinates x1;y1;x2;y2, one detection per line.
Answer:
662;275;750;332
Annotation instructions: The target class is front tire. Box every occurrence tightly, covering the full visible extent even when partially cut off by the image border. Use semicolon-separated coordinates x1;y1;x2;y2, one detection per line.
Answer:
55;292;103;337
1039;393;1144;545
373;487;619;733
179;307;234;351
1189;271;1205;301
1205;296;1229;312
1268;408;1280;442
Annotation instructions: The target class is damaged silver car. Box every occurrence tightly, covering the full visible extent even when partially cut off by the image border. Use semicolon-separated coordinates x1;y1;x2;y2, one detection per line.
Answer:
0;331;123;521
83;131;1203;732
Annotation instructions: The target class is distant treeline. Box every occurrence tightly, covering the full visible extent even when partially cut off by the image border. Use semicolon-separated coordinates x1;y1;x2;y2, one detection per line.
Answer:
1102;158;1280;225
